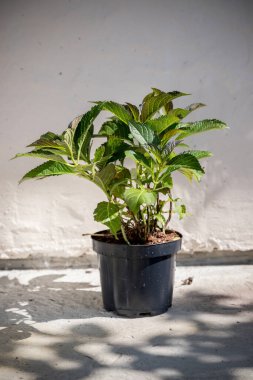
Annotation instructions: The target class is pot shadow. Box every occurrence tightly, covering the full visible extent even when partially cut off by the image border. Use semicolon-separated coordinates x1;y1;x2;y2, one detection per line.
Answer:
0;272;252;379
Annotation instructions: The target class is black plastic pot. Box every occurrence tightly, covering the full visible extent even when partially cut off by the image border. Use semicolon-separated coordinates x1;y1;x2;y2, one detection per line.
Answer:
92;231;182;317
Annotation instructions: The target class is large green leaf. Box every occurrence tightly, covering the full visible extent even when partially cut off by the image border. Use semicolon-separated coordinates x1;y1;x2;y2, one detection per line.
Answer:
142;90;155;104
63;128;76;159
98;119;130;140
102;136;131;163
68;115;82;130
74;104;101;161
27;137;67;153
140;91;189;122
128;121;155;146
159;154;204;183
19;161;76;183
14;150;66;164
93;163;117;193
110;167;131;198
168;153;204;172
93;201;121;237
146;114;180;134
161;127;181;146
124;188;156;214
125;102;139;121
150;88;174;113
98;120;118;136
176;119;228;139
100;101;132;124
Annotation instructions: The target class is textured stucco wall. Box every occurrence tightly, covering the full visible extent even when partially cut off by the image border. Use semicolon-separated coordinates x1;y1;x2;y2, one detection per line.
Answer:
1;0;253;258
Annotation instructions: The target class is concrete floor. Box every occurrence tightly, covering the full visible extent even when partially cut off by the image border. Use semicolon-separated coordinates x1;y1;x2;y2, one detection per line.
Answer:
0;265;252;380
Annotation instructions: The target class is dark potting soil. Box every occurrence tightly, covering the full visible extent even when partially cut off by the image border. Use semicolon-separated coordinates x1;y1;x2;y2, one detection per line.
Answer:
92;230;180;245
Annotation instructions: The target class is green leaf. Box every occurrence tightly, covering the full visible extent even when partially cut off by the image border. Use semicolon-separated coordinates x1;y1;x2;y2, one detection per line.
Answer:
63;128;76;159
179;168;204;182
159;175;173;190
68;115;82;130
161;127;181;146
93;163;117;193
129;121;155;146
151;88;163;95
98;119;130;140
176;119;228;139
93;201;121;237
140;91;189;122
109;166;131;198
182;150;213;159
174;203;187;220
159;154;204;184
168;153;204;172
154;213;166;227
126;103;139;121
74;104;101;161
27;132;67;157
163;140;182;156
124;188;156;214
151;88;174;114
98;120;119;136
142;90;155;103
176;143;190;149
102;136;130;163
100;101;132;124
27;137;67;153
19;161;76;183
143;88;174;115
171;103;205;119
93;146;106;162
14;150;66;164
146;114;180;134
125;150;152;171
28;131;61;145
114;165;131;180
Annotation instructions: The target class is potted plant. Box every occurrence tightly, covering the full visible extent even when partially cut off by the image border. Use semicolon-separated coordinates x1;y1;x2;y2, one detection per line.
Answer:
15;88;227;317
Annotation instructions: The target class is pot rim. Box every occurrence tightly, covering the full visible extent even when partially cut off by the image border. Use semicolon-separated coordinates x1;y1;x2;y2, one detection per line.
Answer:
91;229;183;247
91;229;183;259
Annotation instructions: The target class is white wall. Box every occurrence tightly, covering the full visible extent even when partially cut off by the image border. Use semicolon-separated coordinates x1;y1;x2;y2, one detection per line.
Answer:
1;0;253;258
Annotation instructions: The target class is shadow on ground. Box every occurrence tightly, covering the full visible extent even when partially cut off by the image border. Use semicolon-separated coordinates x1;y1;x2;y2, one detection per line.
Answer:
0;270;252;380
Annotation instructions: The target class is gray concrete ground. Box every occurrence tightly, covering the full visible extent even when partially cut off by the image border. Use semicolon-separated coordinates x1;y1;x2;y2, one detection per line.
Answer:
0;265;252;380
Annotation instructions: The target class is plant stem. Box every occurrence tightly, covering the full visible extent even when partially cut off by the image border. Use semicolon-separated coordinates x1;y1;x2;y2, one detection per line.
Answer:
147;206;150;235
165;189;173;231
121;225;130;245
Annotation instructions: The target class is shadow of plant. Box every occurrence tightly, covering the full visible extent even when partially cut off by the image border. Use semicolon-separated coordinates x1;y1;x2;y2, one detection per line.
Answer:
109;294;253;379
0;270;252;380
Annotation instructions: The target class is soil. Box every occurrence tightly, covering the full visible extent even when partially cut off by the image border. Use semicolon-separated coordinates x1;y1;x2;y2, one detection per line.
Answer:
146;230;181;245
92;230;181;245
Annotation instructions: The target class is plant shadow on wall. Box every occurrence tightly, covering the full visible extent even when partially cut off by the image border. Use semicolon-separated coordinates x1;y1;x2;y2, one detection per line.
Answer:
0;273;252;380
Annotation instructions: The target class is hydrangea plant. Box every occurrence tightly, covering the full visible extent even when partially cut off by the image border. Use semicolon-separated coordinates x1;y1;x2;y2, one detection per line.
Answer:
15;88;227;244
